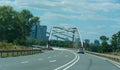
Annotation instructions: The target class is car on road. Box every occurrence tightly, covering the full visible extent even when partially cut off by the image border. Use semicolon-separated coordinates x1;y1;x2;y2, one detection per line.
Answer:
78;47;85;54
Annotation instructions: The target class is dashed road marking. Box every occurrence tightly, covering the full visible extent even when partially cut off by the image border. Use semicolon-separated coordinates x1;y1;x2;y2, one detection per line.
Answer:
21;61;29;64
49;60;56;63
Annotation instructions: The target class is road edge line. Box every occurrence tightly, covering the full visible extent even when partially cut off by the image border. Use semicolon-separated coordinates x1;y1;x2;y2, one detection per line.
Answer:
63;55;80;70
54;50;77;70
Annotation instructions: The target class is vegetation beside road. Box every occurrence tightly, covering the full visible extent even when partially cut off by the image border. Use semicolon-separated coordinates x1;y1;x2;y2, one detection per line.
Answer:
0;6;39;45
0;41;41;58
0;41;30;50
107;52;120;56
86;51;120;63
85;31;120;54
0;6;44;58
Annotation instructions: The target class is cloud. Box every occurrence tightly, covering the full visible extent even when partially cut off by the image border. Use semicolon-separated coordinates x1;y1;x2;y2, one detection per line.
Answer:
1;0;120;17
1;0;120;13
87;25;106;30
86;0;120;3
110;24;120;30
1;0;120;25
0;0;120;41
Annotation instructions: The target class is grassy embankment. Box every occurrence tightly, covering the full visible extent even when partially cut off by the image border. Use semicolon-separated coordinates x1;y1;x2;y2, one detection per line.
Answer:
107;52;120;56
0;42;41;58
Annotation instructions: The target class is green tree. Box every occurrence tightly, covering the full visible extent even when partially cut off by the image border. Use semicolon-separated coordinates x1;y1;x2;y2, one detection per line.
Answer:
100;36;109;42
90;43;99;52
99;35;110;53
0;6;23;42
111;31;120;52
84;39;90;51
20;9;33;36
0;6;40;45
19;10;40;41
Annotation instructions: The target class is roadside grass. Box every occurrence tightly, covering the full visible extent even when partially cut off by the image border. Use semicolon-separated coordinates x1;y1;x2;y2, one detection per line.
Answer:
0;42;42;58
87;51;120;63
106;52;120;56
0;42;53;58
0;46;53;58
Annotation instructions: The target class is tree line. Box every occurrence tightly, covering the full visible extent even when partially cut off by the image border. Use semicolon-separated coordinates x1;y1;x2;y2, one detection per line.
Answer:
0;6;39;45
26;39;73;48
27;31;120;53
85;31;120;53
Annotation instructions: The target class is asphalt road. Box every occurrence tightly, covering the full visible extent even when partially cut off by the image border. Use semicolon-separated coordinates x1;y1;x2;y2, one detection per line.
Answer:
0;48;120;70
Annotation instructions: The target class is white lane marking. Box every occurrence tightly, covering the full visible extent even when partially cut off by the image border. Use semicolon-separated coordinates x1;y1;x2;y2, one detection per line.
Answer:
106;59;120;69
21;61;29;64
49;60;56;63
38;58;43;61
53;47;66;50
63;55;80;70
114;63;120;69
87;54;120;69
54;50;78;70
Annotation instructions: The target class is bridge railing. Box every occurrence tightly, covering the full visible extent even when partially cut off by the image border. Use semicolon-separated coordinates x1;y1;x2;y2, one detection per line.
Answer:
0;49;42;58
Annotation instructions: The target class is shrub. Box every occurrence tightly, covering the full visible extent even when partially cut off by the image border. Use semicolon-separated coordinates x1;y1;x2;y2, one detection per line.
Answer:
0;41;13;50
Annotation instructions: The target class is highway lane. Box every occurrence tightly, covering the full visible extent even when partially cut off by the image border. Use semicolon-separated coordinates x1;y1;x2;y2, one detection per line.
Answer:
68;53;120;70
0;48;120;70
0;49;76;70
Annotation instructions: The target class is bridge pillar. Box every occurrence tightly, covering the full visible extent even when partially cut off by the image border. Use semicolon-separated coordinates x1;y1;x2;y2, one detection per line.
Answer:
72;30;75;48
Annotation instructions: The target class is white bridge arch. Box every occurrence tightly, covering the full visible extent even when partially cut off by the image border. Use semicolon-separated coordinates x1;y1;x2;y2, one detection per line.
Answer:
47;25;84;49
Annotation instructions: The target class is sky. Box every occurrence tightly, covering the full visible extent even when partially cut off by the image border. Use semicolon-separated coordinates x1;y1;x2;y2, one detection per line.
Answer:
0;0;120;42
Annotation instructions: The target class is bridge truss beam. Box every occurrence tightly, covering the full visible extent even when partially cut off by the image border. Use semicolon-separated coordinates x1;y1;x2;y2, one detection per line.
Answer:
47;25;83;48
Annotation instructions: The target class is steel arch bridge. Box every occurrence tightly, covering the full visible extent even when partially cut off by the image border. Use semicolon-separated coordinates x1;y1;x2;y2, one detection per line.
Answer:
47;25;84;49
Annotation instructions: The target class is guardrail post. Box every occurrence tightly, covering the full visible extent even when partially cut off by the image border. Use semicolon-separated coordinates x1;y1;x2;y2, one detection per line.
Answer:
0;51;2;57
21;51;22;56
7;52;9;57
12;51;14;57
0;49;42;58
17;51;18;56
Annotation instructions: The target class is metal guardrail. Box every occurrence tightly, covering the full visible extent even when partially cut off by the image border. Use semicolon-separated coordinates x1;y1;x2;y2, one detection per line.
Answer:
86;51;120;63
0;49;42;58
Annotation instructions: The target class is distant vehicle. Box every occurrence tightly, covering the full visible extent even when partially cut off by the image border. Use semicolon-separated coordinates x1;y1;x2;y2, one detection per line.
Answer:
78;47;85;54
